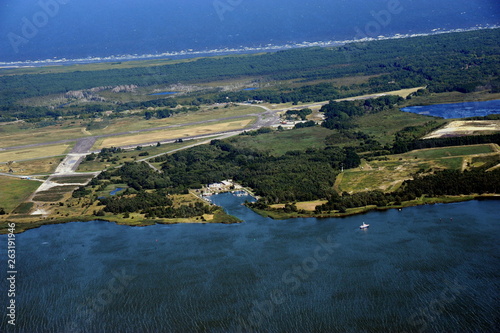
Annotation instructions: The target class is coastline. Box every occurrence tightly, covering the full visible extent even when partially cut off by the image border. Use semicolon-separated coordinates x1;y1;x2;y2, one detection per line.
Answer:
2;194;498;235
1;25;497;68
248;195;500;220
0;208;241;235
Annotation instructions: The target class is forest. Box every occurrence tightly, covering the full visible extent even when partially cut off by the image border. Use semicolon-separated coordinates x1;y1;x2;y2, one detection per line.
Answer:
85;138;360;209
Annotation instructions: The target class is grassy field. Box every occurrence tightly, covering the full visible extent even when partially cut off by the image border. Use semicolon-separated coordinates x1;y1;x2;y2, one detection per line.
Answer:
337;87;426;101
12;202;35;215
403;91;500;107
33;186;79;202
436;157;464;170
77;138;212;172
0;144;72;163
94;118;256;149
0;123;84;148
0;156;62;175
354;108;447;145
87;105;262;136
51;175;95;184
401;145;495;159
95;184;128;198
271;200;328;211
471;154;500;169
228;126;338;156
0;176;41;213
338;144;499;194
0;105;262;149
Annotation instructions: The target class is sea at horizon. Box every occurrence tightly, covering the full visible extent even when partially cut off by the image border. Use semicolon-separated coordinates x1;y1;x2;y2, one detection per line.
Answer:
0;0;498;66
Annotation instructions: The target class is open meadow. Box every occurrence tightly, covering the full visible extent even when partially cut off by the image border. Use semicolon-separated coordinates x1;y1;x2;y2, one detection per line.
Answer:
0;156;62;175
0;176;41;213
338;144;500;194
0;144;72;163
354;108;448;145
94;118;256;149
0;105;262;149
228;126;345;156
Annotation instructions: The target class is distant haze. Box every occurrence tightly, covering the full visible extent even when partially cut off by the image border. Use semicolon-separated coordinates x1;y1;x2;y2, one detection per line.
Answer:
0;0;498;62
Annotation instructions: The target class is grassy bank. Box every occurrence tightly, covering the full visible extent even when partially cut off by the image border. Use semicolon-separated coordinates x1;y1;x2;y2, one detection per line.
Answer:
251;195;491;220
0;208;241;235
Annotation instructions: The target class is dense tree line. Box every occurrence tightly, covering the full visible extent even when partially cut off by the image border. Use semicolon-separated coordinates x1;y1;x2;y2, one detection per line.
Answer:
294;120;317;129
400;169;500;197
143;202;215;219
393;131;500;154
286;108;312;120
99;190;172;214
321;95;404;130
391;121;444;153
313;169;500;213
115;98;178;112
239;127;274;136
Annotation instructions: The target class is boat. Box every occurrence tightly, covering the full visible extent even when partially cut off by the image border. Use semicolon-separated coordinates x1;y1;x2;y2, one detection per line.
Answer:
359;222;370;229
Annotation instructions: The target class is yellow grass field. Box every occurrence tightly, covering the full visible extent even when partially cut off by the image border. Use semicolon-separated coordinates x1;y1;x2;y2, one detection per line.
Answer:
0;105;262;149
337;86;426;101
0;126;84;149
0;156;62;175
271;200;328;211
87;105;261;135
95;118;255;149
0;144;72;163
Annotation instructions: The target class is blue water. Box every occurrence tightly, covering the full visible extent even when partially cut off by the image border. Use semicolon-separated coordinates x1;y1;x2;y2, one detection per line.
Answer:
0;0;498;63
109;188;125;196
402;99;500;119
1;194;499;332
243;88;259;91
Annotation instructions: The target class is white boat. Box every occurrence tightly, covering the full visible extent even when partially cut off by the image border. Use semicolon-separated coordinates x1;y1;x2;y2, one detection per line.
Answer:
359;222;369;229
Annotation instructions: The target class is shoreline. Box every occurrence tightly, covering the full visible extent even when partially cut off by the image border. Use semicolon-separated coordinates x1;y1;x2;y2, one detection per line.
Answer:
2;195;498;235
248;195;500;220
1;26;497;68
0;208;242;235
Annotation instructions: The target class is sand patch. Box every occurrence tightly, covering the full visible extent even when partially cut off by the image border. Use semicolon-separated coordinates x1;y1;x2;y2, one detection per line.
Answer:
424;120;500;139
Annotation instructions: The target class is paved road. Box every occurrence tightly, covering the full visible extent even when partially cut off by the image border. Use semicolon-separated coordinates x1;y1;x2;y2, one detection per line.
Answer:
71;137;97;154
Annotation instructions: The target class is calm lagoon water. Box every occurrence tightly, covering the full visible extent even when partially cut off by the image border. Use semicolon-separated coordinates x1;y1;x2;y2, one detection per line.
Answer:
401;99;500;119
109;188;125;196
1;194;499;332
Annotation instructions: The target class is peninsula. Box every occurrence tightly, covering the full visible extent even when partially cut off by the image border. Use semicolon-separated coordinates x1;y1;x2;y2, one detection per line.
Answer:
1;29;499;233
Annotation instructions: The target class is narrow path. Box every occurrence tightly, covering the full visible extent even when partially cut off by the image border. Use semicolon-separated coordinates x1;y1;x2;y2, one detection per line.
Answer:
333;173;344;194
